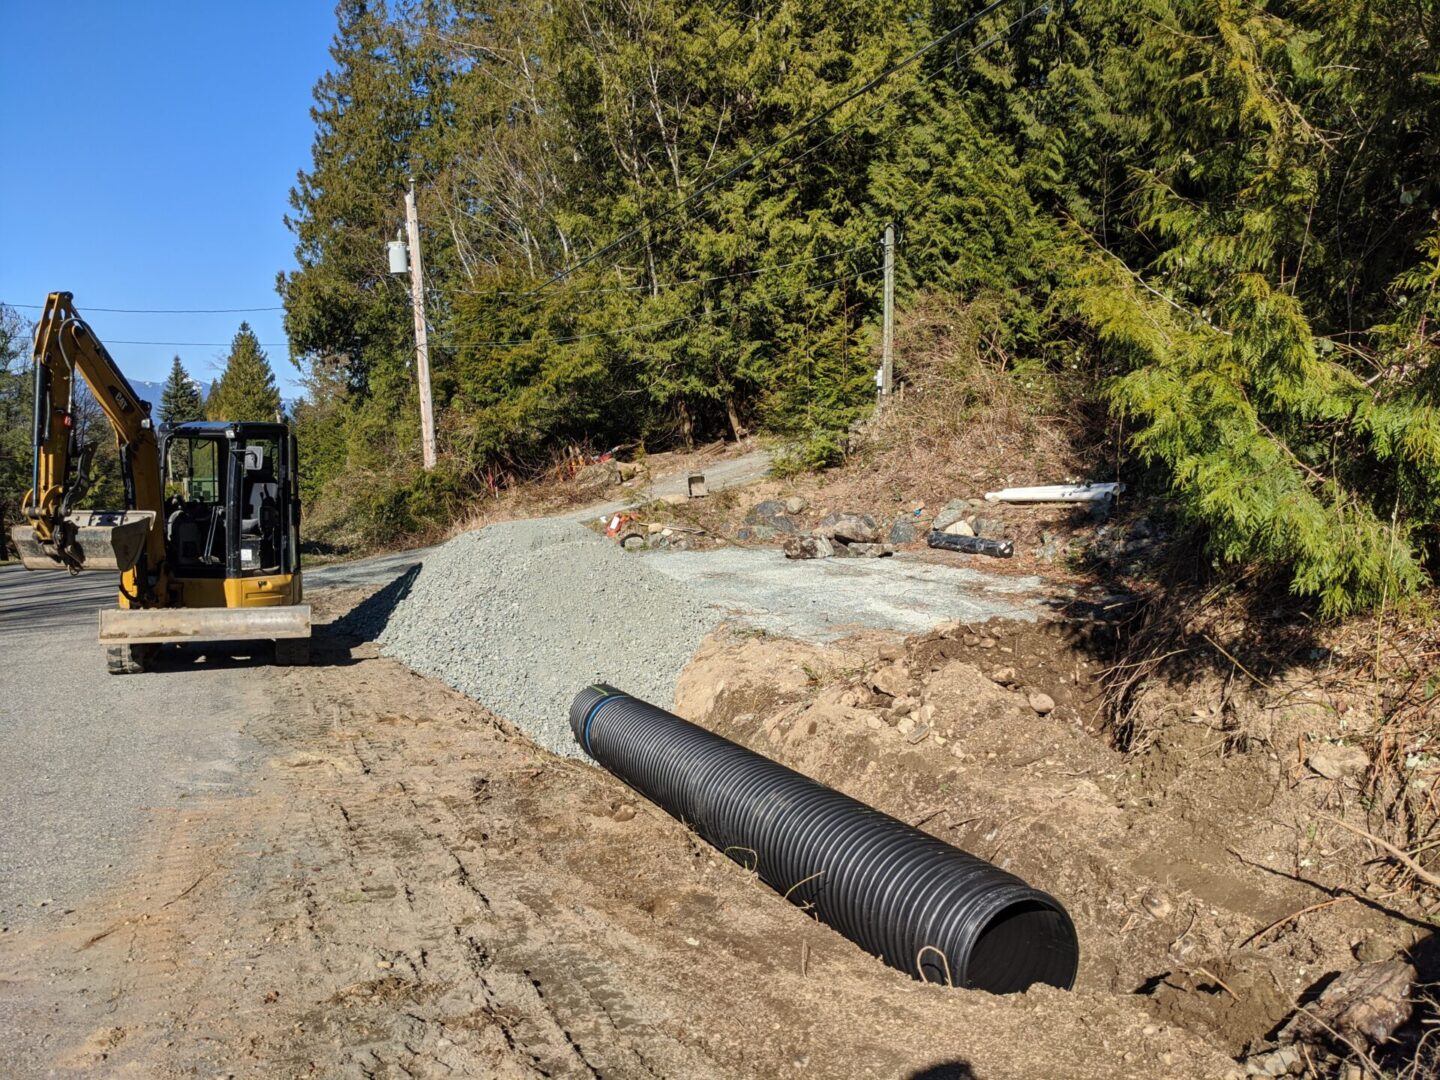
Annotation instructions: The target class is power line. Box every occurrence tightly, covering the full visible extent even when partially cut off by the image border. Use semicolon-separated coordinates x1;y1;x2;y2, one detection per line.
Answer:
470;245;871;298
1;301;284;313
434;264;883;348
522;0;1024;294
71;265;881;351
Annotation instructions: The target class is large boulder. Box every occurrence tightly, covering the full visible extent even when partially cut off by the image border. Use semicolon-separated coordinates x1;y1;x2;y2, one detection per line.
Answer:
745;500;801;534
783;536;834;560
575;459;621;489
972;516;1008;540
931;499;970;531
813;511;881;544
888;518;918;545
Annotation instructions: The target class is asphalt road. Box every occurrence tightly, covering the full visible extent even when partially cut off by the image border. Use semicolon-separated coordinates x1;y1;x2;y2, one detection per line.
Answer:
0;565;263;930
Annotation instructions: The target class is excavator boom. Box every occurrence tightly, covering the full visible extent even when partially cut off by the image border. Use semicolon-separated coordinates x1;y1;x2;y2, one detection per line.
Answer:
12;292;166;591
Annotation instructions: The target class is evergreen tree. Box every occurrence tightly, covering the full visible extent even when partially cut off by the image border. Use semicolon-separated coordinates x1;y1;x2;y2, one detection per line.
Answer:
159;355;204;426
208;324;282;423
0;304;34;554
279;0;1440;611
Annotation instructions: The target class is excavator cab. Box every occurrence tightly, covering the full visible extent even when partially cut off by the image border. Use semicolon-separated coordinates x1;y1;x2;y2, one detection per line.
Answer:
88;421;311;672
160;422;301;602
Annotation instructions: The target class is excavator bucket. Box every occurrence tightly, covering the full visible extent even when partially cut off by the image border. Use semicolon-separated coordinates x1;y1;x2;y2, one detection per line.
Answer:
97;604;311;644
9;510;156;573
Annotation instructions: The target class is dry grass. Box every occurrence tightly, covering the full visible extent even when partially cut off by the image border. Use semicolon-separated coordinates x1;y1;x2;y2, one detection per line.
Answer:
830;292;1099;512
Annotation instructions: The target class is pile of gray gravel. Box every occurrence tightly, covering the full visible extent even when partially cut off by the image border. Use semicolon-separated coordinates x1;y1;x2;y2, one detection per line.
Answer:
372;519;720;758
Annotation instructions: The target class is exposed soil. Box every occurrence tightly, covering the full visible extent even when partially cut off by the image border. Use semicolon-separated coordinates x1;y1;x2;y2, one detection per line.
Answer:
3;587;1434;1079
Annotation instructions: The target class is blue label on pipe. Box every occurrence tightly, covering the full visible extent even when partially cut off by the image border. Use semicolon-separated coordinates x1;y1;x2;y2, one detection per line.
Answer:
580;692;625;756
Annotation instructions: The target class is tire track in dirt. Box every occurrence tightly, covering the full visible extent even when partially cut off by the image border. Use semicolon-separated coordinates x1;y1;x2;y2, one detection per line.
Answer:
4;598;1244;1079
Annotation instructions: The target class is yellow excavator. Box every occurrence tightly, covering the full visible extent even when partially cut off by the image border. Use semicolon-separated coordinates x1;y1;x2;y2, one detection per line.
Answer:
12;292;311;673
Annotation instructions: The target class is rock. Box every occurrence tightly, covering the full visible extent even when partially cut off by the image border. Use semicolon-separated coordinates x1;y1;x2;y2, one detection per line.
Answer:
889;696;918;718
784;495;809;514
647;522;665;534
1243;1047;1300;1077
846;542;894;558
1277;959;1416;1049
888;519;918;545
1129;516;1154;539
1140;890;1172;920
1039;530;1066;563
783;536;834;560
1308;744;1370;781
905;724;931;744
740;524;778;542
932;499;970;531
575;460;620;488
916;703;936;725
745;500;802;534
617;461;645;481
813;511;881;545
896;716;916;735
972;516;1007;540
1353;936;1391;964
990;666;1017;685
943;519;975;537
621;534;647;551
612;803;636;822
869;662;910;698
1027;692;1055;715
864;715;884;731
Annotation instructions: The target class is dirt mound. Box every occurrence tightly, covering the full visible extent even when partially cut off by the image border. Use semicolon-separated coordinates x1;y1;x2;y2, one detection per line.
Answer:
365;519;721;757
675;617;1435;1073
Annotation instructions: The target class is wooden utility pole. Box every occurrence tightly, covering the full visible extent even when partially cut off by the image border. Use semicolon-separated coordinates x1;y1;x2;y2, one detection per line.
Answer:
404;178;437;470
880;222;896;401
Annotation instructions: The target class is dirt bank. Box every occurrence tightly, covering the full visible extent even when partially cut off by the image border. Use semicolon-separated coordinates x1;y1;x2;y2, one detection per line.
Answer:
2;587;1431;1078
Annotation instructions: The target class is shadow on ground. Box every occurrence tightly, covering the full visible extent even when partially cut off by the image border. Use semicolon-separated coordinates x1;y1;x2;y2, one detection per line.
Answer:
331;564;422;643
908;1062;977;1080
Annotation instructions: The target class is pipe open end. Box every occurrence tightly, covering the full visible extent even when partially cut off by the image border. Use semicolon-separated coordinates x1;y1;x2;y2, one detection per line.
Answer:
959;899;1080;994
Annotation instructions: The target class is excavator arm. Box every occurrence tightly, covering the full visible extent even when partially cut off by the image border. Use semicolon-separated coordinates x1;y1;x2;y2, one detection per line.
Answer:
12;292;167;606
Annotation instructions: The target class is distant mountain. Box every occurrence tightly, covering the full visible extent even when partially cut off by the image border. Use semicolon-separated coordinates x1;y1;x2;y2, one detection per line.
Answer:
129;379;298;419
130;378;212;410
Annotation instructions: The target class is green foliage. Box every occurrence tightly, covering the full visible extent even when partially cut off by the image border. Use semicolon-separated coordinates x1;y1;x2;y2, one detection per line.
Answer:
0;305;33;551
1055;0;1440;613
282;0;1440;613
208;323;282;423
158;355;205;427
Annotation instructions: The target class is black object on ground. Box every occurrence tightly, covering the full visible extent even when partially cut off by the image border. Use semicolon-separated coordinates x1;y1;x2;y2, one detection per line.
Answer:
927;530;1014;559
569;685;1079;993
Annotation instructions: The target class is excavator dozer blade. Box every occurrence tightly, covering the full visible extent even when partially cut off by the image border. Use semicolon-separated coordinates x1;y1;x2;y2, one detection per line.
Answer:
9;511;156;573
98;604;311;645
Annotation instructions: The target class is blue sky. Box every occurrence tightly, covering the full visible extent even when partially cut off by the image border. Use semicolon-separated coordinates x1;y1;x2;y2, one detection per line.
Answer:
0;1;339;397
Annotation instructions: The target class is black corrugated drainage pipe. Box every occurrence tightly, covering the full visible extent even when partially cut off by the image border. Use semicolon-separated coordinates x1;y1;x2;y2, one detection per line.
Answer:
570;685;1079;994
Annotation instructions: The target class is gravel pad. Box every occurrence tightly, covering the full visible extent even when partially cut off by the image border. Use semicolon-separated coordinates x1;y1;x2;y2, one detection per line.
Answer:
373;520;720;758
